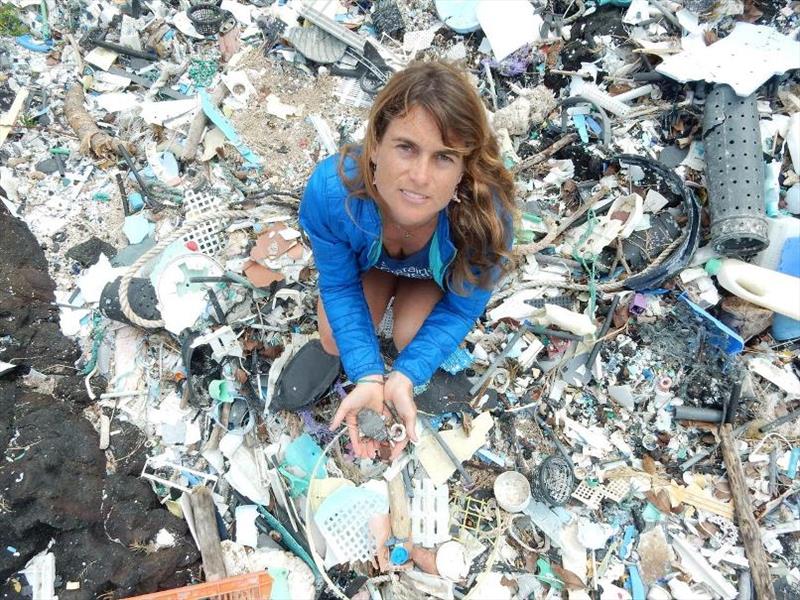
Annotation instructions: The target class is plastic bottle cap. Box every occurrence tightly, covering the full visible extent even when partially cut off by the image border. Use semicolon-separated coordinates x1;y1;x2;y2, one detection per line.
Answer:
389;545;409;565
705;258;722;276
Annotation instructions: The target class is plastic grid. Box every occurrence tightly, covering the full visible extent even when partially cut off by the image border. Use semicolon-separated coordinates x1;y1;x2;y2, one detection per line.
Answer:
314;487;387;563
449;490;497;542
602;478;631;504
335;76;373;109
410;479;450;548
181;189;229;256
571;480;603;510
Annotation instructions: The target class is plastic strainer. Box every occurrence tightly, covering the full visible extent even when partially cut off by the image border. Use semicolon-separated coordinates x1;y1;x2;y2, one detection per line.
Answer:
314;485;389;564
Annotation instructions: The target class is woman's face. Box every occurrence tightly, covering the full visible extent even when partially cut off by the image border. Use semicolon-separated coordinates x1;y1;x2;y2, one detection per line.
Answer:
370;105;465;229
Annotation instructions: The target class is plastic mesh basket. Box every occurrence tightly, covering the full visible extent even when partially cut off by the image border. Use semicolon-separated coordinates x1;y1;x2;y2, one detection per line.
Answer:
702;84;768;256
181;189;229;256
187;3;224;36
128;572;272;600
314;486;388;563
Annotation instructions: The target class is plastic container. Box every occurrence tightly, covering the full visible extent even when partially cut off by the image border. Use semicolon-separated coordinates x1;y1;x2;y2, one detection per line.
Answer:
754;216;800;271
493;471;531;513
128;573;272;599
705;258;800;321
772;237;800;340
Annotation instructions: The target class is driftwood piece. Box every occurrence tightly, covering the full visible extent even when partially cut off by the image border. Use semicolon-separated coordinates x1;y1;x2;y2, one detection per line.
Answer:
720;424;776;600
63;85;130;160
188;486;228;582
181;86;227;162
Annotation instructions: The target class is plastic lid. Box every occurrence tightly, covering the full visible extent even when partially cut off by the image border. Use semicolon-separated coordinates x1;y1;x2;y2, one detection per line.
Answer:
390;545;409;565
705;258;722;276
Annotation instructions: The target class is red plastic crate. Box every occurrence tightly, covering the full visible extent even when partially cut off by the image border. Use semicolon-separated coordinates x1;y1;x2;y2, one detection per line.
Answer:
128;573;273;600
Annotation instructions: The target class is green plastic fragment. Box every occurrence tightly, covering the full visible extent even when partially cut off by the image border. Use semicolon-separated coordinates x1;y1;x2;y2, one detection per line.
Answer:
642;502;664;523
535;558;563;590
522;212;543;224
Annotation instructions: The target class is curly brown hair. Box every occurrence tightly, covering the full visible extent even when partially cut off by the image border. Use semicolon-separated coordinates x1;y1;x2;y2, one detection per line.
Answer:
338;60;517;293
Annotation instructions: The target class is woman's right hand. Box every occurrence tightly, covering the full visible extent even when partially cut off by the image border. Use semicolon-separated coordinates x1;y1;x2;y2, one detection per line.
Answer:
330;381;385;458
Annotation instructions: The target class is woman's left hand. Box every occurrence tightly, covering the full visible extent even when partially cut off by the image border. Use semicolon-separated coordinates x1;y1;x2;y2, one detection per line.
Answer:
383;371;418;460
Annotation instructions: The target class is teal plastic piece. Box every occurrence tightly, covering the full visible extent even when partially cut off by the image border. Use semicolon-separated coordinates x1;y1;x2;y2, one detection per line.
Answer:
642;502;664;523
199;89;263;168
123;214;155;245
788;447;800;478
279;433;327;497
439;346;474;374
257;506;319;579
209;379;234;402
268;567;290;599
127;192;144;212
434;0;480;33
535;558;563;590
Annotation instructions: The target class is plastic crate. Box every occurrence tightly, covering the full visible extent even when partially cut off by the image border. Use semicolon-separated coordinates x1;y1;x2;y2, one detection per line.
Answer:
128;573;272;600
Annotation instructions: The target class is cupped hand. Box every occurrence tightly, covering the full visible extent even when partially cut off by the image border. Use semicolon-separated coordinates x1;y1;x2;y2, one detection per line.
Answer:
330;381;385;458
383;371;418;460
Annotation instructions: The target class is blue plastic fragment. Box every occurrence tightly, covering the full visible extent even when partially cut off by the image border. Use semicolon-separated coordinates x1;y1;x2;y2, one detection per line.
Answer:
788;447;800;478
585;115;603;135
199;89;263;168
572;113;590;144
619;524;636;559
127;192;144;212
390;545;409;565
440;346;474;374
16;35;53;52
627;565;646;600
679;293;744;354
772;237;800;340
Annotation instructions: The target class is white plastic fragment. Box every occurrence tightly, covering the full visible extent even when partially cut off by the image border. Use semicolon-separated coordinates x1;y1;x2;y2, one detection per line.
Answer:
21;549;56;600
671;536;737;600
748;356;800;397
475;0;545;61
77;253;125;304
656;23;800;97
265;94;300;120
435;541;471;581
234;505;260;548
416;412;494;486
536;304;596;336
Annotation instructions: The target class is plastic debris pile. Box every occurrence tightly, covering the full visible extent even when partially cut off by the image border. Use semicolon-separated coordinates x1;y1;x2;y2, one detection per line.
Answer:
1;0;799;598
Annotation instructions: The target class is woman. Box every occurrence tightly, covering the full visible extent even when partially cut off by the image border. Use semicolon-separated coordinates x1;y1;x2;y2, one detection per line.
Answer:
299;61;516;457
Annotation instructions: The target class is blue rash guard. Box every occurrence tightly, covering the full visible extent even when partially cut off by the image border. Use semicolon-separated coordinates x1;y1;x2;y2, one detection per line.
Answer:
298;153;512;387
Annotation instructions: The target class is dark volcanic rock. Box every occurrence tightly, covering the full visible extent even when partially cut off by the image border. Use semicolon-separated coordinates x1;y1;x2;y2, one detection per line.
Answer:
65;236;117;267
0;204;198;598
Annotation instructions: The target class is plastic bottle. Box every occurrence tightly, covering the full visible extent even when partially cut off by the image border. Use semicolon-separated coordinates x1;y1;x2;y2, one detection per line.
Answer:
772;237;800;340
755;216;800;271
705;258;800;321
